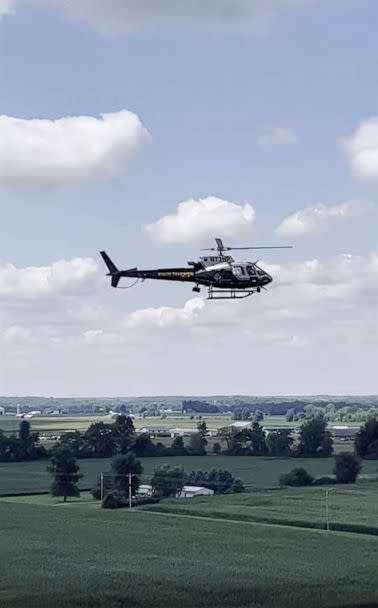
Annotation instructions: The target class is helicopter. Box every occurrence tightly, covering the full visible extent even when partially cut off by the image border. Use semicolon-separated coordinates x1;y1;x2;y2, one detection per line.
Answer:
100;238;292;300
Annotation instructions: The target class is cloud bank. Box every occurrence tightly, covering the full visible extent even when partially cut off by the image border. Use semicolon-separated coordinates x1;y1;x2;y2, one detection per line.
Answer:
0;110;149;189
342;117;378;179
1;1;307;33
144;196;255;244
276;201;372;238
257;124;299;147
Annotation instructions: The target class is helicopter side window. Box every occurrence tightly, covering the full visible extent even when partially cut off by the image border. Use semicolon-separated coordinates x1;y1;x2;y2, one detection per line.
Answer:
246;265;255;276
233;266;244;276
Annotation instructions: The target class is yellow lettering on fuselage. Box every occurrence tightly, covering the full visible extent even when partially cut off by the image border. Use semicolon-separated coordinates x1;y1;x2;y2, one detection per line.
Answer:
158;271;194;278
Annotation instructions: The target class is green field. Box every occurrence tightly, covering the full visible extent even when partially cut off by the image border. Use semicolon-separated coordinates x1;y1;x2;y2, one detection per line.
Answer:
1;494;378;608
142;483;378;532
1;455;377;495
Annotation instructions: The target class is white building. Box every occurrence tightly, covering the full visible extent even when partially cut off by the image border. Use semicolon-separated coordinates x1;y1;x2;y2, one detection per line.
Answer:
179;486;214;498
231;421;252;429
0;406;5;415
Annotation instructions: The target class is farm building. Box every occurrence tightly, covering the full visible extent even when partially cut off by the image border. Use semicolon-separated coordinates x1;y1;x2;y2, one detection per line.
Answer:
138;427;171;437
136;484;214;499
231;421;252;429
170;427;198;437
330;426;357;441
179;486;214;498
0;406;5;415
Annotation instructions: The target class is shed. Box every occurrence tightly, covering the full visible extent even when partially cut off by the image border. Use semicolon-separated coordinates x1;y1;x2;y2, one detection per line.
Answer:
179;486;214;498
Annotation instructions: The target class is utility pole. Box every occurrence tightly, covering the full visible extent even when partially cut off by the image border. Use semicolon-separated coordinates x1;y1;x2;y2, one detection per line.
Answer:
100;472;104;503
325;488;333;532
128;472;132;509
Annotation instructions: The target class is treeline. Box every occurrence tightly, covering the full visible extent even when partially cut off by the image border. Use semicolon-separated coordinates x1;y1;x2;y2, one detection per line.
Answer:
0;421;46;462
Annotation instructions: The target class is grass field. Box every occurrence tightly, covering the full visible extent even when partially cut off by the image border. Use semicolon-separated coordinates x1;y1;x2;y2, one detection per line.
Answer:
1;495;378;608
1;455;377;495
142;483;378;532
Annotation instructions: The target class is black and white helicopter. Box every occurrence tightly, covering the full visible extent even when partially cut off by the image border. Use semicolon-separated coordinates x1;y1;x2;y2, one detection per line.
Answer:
100;238;292;300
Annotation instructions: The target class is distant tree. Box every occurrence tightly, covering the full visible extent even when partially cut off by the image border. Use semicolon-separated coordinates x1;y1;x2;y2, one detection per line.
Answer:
151;465;185;497
266;430;293;457
133;433;158;457
111;452;142;498
59;431;85;457
286;409;295;422
333;453;361;484
212;442;221;455
280;467;314;487
83;422;115;457
253;410;264;423
170;436;187;456
249;423;267;455
113;415;135;454
189;432;207;455
0;431;12;461
354;417;378;459
197;420;207;437
47;447;82;502
17;420;44;460
297;416;333;457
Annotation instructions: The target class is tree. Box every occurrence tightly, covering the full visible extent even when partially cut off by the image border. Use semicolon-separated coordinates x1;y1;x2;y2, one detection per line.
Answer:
266;430;293;457
354;417;378;458
83;422;115;457
189;432;207;455
47;447;82;502
170;436;187;456
253;410;264;422
113;415;135;454
151;465;185;497
333;453;361;484
232;478;245;493
197;419;207;437
297;416;333;457
286;408;295;422
17;420;44;460
212;442;221;455
280;467;313;487
185;469;235;493
249;422;267;455
111;452;142;498
133;433;158;457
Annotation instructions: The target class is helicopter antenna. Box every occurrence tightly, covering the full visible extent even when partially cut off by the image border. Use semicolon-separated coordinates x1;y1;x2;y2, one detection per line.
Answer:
201;238;293;255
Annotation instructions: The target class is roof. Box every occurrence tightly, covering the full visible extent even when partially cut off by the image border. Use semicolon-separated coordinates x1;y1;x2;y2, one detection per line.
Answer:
231;421;252;428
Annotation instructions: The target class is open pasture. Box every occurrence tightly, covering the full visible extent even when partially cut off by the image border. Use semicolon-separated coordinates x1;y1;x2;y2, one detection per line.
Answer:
0;497;378;608
1;455;377;495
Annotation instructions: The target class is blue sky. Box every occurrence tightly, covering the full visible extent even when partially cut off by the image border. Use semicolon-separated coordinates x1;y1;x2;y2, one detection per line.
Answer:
0;0;378;396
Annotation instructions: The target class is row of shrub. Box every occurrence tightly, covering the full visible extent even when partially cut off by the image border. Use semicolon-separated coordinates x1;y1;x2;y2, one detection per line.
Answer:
280;453;362;487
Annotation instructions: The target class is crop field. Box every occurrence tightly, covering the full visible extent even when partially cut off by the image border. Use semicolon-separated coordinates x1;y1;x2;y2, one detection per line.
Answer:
0;495;377;608
1;455;377;495
142;483;378;532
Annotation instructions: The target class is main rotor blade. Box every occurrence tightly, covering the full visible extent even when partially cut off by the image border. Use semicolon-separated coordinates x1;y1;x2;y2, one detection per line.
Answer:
228;246;293;250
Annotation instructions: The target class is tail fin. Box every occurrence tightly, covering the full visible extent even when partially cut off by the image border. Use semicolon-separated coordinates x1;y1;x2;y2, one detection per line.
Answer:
100;251;121;288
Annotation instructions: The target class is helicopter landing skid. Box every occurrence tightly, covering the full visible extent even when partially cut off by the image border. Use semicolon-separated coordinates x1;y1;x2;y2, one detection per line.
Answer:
207;286;257;300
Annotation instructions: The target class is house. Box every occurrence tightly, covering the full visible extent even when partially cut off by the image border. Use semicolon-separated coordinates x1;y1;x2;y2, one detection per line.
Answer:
179;486;214;498
330;426;357;442
138;427;171;437
137;484;154;497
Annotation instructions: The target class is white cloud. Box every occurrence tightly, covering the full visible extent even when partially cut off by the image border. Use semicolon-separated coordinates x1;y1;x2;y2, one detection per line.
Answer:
125;297;206;330
342;117;378;179
2;325;31;344
0;0;15;17
275;200;372;238
257;124;299;147
82;329;122;345
2;1;308;33
0;110;149;189
0;257;100;300
144;196;255;244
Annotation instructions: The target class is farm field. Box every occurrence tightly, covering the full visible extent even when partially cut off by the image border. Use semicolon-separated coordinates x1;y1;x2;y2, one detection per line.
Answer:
143;483;378;532
0;413;363;435
1;496;378;608
1;455;377;495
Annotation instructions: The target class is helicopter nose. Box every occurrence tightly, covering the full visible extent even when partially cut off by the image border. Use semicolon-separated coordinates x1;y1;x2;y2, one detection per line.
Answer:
263;273;272;284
